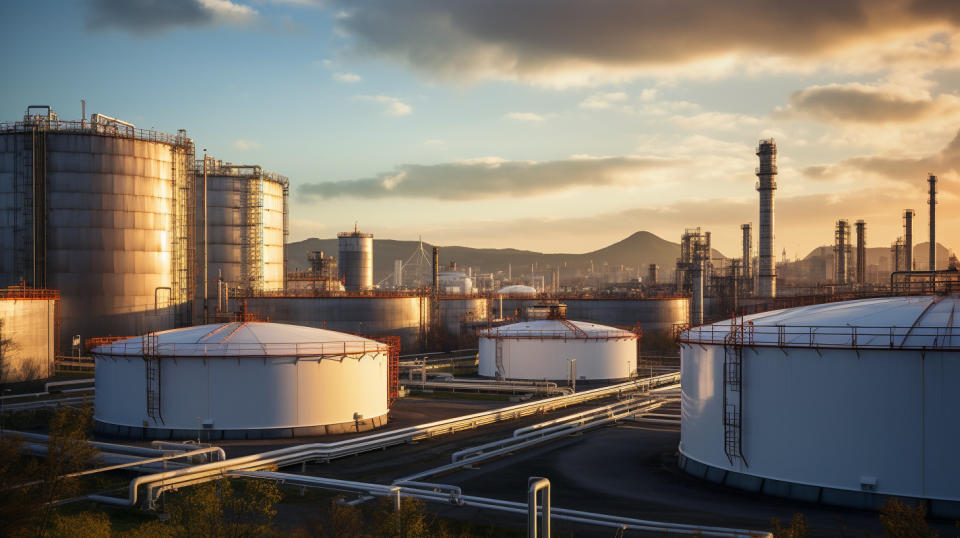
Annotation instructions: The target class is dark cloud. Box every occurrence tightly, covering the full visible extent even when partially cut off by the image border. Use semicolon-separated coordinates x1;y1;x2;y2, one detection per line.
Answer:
777;83;960;123
298;156;679;201
802;128;960;185
330;1;958;81
87;0;213;33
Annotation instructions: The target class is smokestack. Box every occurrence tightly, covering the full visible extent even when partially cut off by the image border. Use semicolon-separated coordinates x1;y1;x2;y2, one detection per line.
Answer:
647;264;658;285
756;139;777;297
741;223;752;283
928;174;937;271
690;260;704;326
891;237;904;273
834;219;850;285
904;210;914;271
855;220;866;285
432;247;439;294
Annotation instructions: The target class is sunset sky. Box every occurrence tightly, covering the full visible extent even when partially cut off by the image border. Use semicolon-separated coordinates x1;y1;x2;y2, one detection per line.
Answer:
2;1;959;258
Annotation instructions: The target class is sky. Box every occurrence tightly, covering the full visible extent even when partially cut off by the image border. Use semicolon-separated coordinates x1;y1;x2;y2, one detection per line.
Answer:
2;1;959;259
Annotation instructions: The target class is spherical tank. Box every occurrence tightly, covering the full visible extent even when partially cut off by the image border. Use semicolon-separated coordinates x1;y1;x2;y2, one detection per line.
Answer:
201;161;288;293
0;108;194;348
93;322;389;440
479;319;637;381
233;296;428;350
678;296;960;517
338;230;373;291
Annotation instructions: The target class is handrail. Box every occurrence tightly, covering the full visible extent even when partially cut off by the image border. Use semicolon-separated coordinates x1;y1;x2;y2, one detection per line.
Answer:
91;340;391;358
0;119;191;147
679;323;959;350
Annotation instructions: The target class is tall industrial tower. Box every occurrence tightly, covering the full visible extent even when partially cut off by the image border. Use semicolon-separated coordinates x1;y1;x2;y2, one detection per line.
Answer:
755;139;777;297
904;209;914;272
928;174;937;271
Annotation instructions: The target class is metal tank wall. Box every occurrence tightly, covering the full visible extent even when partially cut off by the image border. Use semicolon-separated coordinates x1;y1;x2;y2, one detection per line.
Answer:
563;298;689;332
0;122;194;348
233;296;428;350
438;297;488;337
202;165;287;294
478;337;635;380
680;344;960;511
0;298;57;381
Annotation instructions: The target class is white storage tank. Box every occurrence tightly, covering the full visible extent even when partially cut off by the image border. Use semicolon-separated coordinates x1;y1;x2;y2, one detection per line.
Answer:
479;319;637;381
93;322;389;440
678;295;960;517
200;160;288;294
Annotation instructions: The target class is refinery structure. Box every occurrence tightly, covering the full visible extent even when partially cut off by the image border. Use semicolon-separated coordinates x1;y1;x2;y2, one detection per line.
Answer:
3;103;959;536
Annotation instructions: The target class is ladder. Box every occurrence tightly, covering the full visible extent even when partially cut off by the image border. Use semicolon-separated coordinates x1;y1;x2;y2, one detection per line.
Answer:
143;332;163;424
495;338;505;380
241;175;264;293
722;320;746;465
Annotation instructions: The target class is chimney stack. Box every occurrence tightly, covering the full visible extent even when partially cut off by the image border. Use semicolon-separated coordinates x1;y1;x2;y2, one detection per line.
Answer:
928;174;937;271
755;139;777;297
855;220;866;285
904;209;914;271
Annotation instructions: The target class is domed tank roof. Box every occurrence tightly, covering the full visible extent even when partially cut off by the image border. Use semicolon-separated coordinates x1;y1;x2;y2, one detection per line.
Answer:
682;295;960;349
498;284;537;296
92;322;389;357
481;319;635;340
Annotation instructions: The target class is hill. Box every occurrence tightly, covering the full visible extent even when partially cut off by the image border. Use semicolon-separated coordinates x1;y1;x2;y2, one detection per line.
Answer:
286;231;726;284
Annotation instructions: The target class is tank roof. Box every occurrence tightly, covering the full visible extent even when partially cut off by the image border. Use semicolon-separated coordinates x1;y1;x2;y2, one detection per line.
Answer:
92;322;388;358
481;319;635;340
682;295;960;350
498;285;537;295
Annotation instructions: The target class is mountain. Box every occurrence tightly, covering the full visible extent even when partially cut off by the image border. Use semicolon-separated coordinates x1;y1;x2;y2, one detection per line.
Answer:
802;242;954;270
285;231;726;283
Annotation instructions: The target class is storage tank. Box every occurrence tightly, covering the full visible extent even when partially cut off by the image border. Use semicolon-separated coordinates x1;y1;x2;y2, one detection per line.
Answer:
678;295;960;517
200;159;288;295
93;322;389;440
438;297;488;337
0;286;58;381
338;227;373;291
232;295;429;350
479;319;637;381
0;107;195;348
562;297;689;333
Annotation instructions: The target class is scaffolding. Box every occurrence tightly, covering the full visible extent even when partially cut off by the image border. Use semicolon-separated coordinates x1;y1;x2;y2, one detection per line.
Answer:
833;220;851;285
242;174;265;294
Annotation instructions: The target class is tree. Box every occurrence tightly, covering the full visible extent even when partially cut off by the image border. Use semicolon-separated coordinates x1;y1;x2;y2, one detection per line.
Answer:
48;512;111;538
770;513;807;538
164;477;282;537
879;498;938;538
371;496;431;538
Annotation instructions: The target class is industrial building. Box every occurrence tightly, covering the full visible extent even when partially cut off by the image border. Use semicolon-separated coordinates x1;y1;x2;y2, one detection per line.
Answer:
0;285;59;382
198;158;288;298
0;106;195;347
678;295;960;516
93;322;391;439
479;306;638;381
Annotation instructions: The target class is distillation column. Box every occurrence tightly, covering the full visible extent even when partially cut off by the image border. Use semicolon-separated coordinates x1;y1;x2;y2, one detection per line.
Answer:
855;220;866;285
755;140;777;297
928;174;937;271
834;220;850;285
904;210;914;272
741;223;752;289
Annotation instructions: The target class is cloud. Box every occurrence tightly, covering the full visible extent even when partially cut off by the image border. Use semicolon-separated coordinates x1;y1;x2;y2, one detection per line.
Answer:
232;139;261;150
579;92;629;110
776;83;960;123
299;155;680;201
355;95;412;116
504;112;551;122
667;112;763;131
329;1;960;85
803;128;960;187
333;72;362;82
86;0;256;33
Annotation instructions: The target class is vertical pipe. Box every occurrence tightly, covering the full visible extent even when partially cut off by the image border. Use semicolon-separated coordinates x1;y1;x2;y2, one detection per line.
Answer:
928;174;937;271
432;247;439;294
528;477;551;538
202;153;208;322
741;223;751;283
904;209;914;271
855;220;866;285
755;140;777;297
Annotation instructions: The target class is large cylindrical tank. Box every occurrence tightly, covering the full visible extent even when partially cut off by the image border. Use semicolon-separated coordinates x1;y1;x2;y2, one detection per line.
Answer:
479;319;637;381
678;295;960;517
93;322;389;440
562;297;689;333
200;160;288;294
0;108;194;347
438;297;488;336
233;295;428;350
0;287;58;381
338;229;373;291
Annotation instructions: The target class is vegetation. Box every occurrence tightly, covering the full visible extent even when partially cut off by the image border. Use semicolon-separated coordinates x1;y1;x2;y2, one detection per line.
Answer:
879;498;938;537
770;513;808;538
